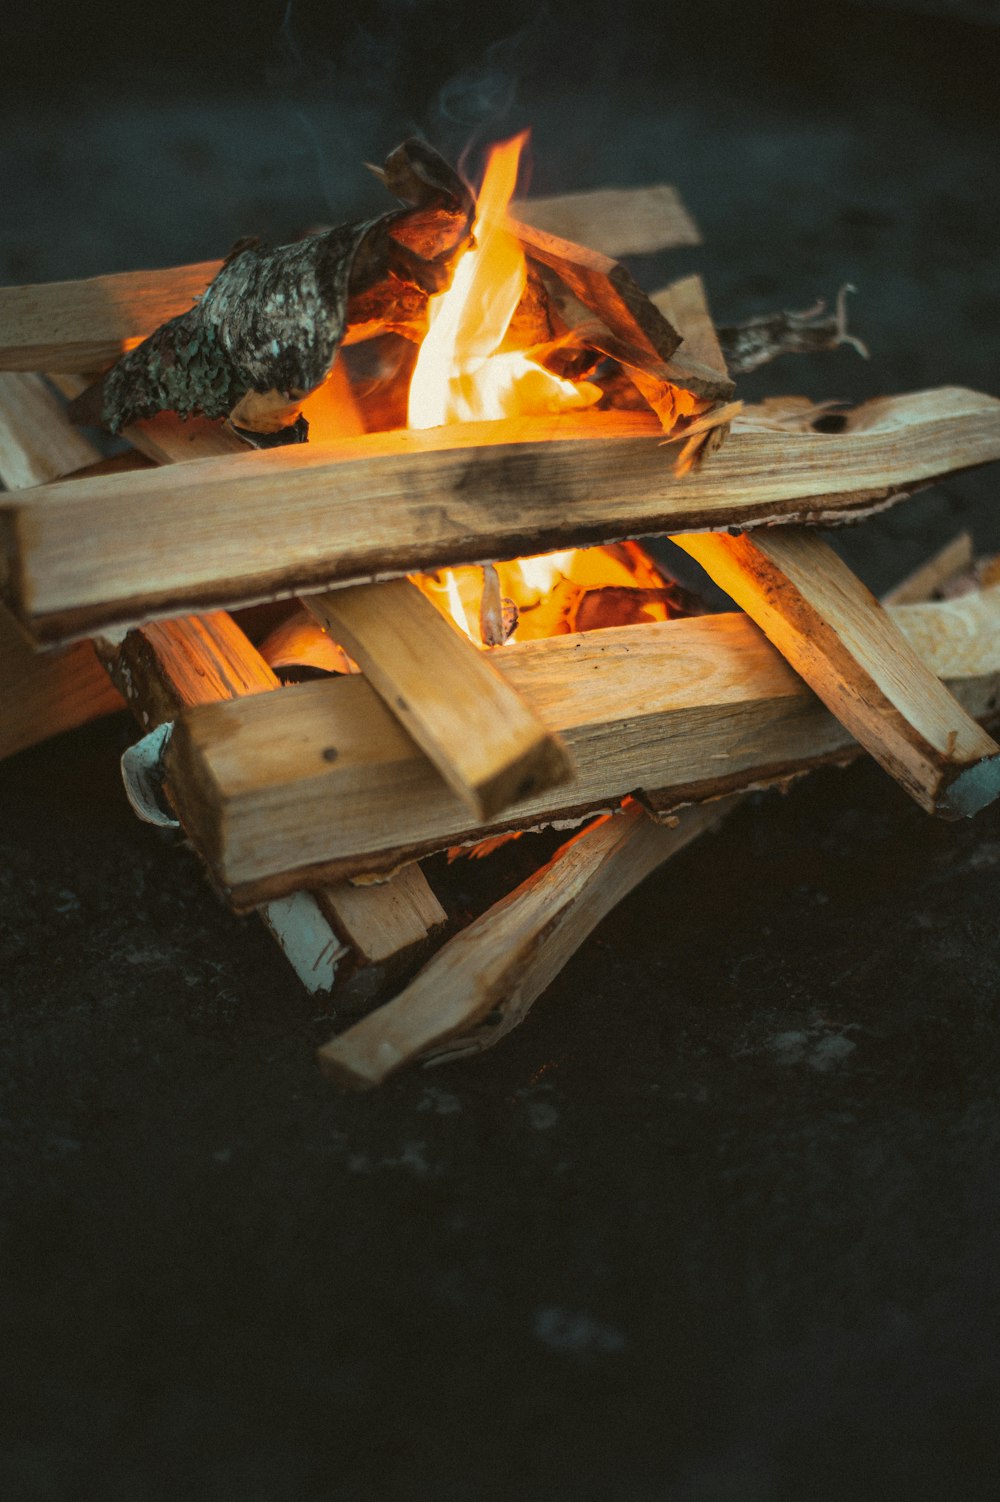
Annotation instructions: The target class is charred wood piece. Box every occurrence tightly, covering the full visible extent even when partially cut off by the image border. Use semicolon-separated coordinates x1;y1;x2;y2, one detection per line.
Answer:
70;140;474;440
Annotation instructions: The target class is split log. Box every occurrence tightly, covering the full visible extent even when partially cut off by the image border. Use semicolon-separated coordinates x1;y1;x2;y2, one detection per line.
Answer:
161;587;1000;907
511;184;701;258
0;374;125;758
673;528;1000;816
303;580;572;819
318;800;731;1089
6;388;1000;645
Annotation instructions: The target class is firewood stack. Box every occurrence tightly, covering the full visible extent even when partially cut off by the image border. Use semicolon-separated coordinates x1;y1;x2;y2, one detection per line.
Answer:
3;140;1000;1088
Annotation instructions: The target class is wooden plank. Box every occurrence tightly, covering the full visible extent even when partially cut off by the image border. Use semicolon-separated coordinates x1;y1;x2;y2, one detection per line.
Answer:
0;374;125;757
318;800;729;1089
317;864;446;969
511;184;701;257
161;587;1000;906
673;528;1000;816
304;580;573;819
651;274;729;381
5;388;999;645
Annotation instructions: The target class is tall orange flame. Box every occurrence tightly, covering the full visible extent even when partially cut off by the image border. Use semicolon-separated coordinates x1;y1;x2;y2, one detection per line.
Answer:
407;133;600;429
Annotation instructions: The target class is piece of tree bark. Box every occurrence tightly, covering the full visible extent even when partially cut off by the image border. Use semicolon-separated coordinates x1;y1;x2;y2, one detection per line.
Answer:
303;580;573;820
161;587;1000;907
717;286;869;374
0;374;125;758
673;528;1000;816
317;799;731;1089
6;388;999;646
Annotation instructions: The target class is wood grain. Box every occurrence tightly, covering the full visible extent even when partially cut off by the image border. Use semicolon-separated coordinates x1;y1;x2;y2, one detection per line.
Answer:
511;184;701;257
674;528;1000;815
161;588;1000;907
5;389;999;645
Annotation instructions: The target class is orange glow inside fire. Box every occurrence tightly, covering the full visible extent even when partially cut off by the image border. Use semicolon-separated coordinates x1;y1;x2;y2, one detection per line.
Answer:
407;133;600;429
402;135;678;645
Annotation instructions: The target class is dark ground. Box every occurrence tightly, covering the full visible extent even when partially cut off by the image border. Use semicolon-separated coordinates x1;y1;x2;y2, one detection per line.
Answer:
2;3;1000;1498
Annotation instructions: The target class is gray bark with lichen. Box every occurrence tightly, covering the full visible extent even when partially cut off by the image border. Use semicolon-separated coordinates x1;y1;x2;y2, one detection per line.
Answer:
72;140;473;441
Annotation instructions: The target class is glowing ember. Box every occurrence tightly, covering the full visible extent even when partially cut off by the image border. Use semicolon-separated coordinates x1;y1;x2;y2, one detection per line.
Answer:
407;133;600;429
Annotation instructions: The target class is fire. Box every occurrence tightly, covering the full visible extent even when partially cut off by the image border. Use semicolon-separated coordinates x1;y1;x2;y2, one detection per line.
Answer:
407;133;600;429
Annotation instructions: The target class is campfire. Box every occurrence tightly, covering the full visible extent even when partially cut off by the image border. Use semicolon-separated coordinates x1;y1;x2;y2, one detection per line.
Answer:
2;134;1000;1088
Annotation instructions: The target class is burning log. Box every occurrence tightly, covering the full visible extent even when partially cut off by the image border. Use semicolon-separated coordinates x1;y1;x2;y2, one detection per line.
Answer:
303;580;572;820
674;528;1000;816
5;388;999;646
160;587;1000;908
318;800;732;1090
0;185;701;376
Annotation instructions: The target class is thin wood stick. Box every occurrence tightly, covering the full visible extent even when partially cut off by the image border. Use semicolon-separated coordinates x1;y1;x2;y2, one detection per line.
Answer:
162;588;1000;907
5;388;999;645
304;580;573;819
318;800;730;1088
0;375;125;758
673;528;1000;816
511;184;701;257
882;531;974;605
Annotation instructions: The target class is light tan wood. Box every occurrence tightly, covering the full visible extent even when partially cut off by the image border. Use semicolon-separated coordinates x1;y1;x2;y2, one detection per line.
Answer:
317;864;445;968
673;528;1000;816
652;274;730;380
0;262;222;373
0;374;125;757
162;587;1000;906
882;531;974;605
304;579;573;819
511;184;701;258
318;800;729;1089
5;388;999;645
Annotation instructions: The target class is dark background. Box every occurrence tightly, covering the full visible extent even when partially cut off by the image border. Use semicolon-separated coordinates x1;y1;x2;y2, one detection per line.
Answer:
3;3;1000;1497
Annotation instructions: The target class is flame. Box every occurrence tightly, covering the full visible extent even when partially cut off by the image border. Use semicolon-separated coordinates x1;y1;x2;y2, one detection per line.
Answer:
407;133;600;429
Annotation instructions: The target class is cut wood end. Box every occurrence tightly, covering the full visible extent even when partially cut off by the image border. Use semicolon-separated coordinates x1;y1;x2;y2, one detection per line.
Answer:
470;729;575;821
316;1036;402;1091
937;749;1000;819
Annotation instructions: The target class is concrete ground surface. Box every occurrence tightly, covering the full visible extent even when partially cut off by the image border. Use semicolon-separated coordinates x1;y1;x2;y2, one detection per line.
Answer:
2;3;1000;1497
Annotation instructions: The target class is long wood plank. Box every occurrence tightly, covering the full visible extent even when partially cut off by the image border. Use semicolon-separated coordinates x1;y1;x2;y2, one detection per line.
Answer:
674;528;1000;816
4;389;999;645
161;587;1000;908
